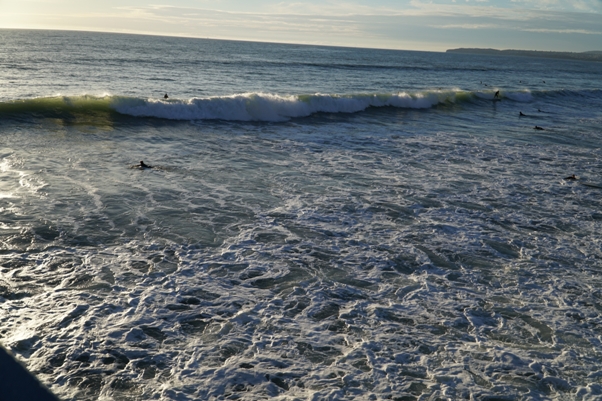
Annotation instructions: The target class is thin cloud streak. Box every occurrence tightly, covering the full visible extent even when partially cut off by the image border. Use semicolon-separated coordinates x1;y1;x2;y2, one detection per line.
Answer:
523;28;602;34
510;0;602;13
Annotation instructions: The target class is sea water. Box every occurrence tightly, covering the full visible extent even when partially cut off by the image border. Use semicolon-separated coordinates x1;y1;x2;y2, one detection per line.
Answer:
1;29;602;401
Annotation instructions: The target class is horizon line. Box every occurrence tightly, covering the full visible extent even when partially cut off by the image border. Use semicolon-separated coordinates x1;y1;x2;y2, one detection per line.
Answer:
0;26;445;53
3;26;599;54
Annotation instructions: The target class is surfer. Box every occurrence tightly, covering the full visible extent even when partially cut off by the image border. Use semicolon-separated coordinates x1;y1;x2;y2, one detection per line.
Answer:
519;111;526;117
139;161;152;169
564;174;577;180
164;93;169;99
494;90;500;99
534;126;545;130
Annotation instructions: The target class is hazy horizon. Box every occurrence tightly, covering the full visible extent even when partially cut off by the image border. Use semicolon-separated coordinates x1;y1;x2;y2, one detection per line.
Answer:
2;27;601;55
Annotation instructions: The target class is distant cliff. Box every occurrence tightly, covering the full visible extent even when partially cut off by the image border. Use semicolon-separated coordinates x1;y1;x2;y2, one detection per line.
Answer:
447;48;602;62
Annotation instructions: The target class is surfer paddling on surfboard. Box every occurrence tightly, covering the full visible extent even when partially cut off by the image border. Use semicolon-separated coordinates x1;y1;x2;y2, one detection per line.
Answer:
130;161;154;169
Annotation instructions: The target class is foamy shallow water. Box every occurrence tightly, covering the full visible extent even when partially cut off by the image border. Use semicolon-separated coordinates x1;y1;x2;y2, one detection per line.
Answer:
1;30;602;401
2;117;602;400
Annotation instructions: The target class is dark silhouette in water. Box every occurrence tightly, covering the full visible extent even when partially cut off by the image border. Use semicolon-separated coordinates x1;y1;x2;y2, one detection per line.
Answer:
565;174;577;180
519;111;526;117
0;346;60;401
494;90;500;99
130;160;156;170
164;93;169;99
534;126;545;130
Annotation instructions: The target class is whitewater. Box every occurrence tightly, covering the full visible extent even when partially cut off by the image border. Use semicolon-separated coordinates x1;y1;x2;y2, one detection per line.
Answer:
0;89;537;121
1;29;602;401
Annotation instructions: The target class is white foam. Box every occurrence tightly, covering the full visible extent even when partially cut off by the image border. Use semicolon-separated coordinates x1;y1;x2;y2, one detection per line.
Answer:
1;89;602;401
111;92;451;122
504;90;534;102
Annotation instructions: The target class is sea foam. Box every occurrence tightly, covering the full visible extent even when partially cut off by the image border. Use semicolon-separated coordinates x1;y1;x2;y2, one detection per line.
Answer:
111;92;452;122
0;89;598;122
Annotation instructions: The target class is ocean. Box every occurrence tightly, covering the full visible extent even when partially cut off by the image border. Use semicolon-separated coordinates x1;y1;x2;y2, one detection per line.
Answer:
1;29;602;401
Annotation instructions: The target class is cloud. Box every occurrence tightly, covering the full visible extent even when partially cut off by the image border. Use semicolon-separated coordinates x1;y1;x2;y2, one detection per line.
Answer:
435;19;602;36
437;23;502;29
270;1;385;15
128;4;602;42
1;1;600;51
522;27;602;34
268;0;602;15
510;0;602;12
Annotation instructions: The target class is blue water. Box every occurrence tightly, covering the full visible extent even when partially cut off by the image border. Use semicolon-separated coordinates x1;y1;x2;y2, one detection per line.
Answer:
1;29;602;401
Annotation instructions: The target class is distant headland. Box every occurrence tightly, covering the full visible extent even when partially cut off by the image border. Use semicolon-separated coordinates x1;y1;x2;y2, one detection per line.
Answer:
447;48;602;62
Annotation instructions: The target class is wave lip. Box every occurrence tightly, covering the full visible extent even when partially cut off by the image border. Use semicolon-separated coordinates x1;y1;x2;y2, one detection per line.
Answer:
112;91;461;122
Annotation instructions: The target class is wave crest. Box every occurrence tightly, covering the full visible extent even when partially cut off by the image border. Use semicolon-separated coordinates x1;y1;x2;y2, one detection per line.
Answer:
1;89;597;122
112;91;456;122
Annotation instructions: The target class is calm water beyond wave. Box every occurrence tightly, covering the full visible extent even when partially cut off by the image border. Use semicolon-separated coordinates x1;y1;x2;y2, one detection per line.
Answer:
1;29;602;401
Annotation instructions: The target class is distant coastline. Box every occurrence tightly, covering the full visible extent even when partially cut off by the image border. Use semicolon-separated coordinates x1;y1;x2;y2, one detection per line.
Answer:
447;48;602;62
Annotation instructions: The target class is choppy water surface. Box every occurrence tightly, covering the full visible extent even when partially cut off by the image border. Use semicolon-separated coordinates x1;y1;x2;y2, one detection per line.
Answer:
1;30;602;401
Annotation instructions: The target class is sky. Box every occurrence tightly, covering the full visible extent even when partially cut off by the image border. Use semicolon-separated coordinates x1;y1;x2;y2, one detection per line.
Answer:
0;0;601;52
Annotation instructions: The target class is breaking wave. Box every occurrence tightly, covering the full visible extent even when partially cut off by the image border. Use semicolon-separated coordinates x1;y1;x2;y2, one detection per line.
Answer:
0;89;599;122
